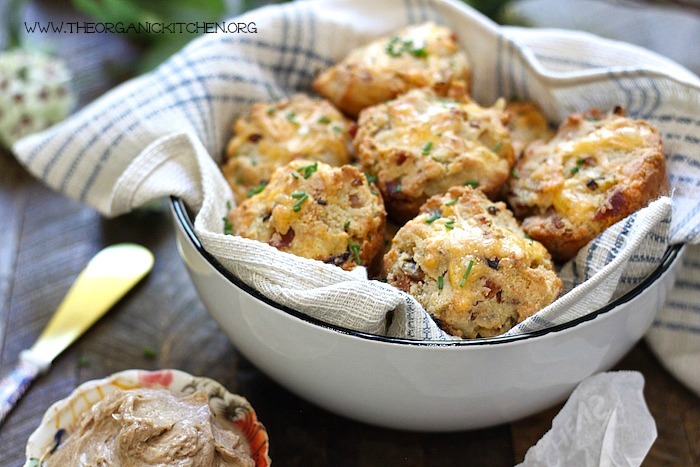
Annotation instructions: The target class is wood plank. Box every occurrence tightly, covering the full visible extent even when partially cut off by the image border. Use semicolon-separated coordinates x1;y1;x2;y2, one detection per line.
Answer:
0;175;100;463
0;154;31;355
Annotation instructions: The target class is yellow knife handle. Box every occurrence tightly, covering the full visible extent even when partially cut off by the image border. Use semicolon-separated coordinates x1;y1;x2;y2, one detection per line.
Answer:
0;351;44;426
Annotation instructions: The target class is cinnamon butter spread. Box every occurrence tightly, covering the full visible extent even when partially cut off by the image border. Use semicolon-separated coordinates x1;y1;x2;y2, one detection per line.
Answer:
45;388;255;467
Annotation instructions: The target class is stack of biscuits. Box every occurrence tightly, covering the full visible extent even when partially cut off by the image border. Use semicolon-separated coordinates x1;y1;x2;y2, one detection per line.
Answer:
220;22;668;338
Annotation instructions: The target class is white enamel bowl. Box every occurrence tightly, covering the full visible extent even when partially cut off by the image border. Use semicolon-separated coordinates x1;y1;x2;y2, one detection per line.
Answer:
171;198;684;431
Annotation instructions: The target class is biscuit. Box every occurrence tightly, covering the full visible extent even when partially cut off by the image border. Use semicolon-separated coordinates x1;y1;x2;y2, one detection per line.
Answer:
222;94;355;203
505;101;554;157
506;107;668;262
313;22;471;117
384;186;561;338
355;88;515;222
229;160;386;271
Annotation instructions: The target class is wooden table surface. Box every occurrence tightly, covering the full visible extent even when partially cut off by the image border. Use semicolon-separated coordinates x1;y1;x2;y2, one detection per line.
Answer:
0;151;698;466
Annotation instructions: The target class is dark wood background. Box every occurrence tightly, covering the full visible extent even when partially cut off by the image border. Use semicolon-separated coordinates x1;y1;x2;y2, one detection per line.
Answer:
0;0;698;464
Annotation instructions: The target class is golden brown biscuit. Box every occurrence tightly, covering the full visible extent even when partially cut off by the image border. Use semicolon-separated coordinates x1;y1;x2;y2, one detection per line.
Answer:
505;101;554;157
506;107;668;262
222;94;355;203
313;22;471;117
229;160;386;271
384;187;561;338
355;88;515;222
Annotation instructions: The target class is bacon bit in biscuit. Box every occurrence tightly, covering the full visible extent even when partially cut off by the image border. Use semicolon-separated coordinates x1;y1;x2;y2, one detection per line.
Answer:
269;228;295;248
595;190;627;220
348;122;358;138
484;279;502;300
396;151;407;166
552;216;565;230
401;260;425;282
248;133;263;143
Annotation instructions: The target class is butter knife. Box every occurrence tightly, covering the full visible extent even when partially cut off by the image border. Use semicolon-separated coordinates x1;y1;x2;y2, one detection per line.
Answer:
0;243;154;425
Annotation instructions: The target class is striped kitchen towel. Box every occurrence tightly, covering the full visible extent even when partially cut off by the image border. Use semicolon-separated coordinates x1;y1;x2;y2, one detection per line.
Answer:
11;0;700;395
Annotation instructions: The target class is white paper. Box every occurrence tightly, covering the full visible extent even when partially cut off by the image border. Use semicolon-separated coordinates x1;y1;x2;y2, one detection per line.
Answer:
520;372;657;467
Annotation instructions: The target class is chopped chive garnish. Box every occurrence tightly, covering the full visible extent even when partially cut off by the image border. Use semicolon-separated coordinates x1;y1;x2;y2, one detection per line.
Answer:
570;166;580;175
349;242;362;265
222;216;233;235
510;168;520;179
422;141;433;155
438;275;444;290
77;357;89;367
291;172;299;179
409;47;428;58
576;158;585;165
332;125;342;133
318;115;332;124
464;180;480;188
247;182;267;198
371;189;379;195
142;347;157;359
586;116;596;121
396;183;402;192
298;162;318;179
460;260;474;287
445;199;458;206
386;37;429;59
426;211;441;224
286;112;299;125
226;200;232;211
445;219;455;230
492;141;502;152
266;107;276;115
292;191;308;212
386;36;403;57
344;221;350;232
365;172;378;184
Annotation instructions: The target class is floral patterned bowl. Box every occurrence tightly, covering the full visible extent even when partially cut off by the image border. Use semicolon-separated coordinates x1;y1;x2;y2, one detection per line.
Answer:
24;369;270;466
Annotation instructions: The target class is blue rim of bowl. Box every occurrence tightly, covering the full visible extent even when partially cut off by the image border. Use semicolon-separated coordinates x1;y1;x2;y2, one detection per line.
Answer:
171;196;681;347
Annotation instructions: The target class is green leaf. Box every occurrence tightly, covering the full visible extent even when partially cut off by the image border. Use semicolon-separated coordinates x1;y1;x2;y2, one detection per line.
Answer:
136;34;197;73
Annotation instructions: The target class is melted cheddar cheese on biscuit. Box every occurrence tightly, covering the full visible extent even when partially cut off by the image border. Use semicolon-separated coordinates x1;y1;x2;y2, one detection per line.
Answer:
222;94;355;203
313;22;471;117
384;186;561;338
229;160;386;272
355;87;515;222
507;107;668;262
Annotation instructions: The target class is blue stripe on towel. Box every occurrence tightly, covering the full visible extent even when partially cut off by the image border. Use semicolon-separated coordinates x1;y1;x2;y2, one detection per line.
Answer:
652;320;700;335
79;93;255;200
666;301;700;314
60;71;279;192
